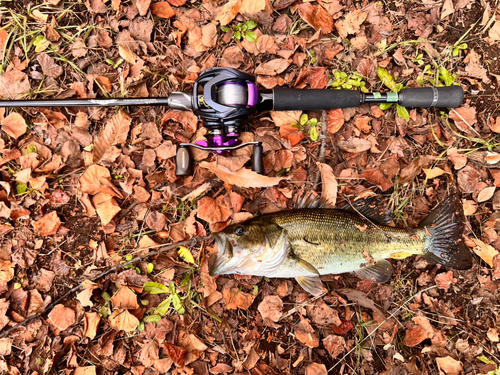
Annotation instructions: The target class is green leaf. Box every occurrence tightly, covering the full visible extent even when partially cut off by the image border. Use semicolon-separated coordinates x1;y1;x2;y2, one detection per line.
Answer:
234;31;241;41
233;25;240;31
155;297;172;316
291;122;299;128
25;145;37;154
220;26;229;33
147;263;154;274
245;32;257;43
170;283;185;315
144;281;170;294
438;66;456;86
253;285;258;295
102;292;111;302
33;35;50;53
377;67;398;92
143;314;162;324
241;24;248;31
308;117;318;126
138;321;145;331
309;126;319;141
396;104;410;122
126;254;133;261
379;103;393;110
178;246;195;264
16;182;27;195
299;113;309;126
477;356;496;365
245;19;257;30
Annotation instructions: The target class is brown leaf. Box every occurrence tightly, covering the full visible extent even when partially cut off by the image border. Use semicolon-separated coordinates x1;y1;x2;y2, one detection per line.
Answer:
0;260;14;283
86;0;106;13
162;110;198;134
162;342;187;366
0;338;12;356
255;59;292;76
84;312;100;339
403;315;434;347
74;367;97;375
133;0;151;15
33;268;55;292
465;237;498;267
327;109;344;134
298;3;334;34
463;49;490;84
447;148;467;170
255;35;279;55
223;287;256;309
449;105;477;133
109;309;139;332
37;53;63;78
199;162;283;188
0;29;7;53
487;328;499;342
360;167;393;191
424;167;447;179
93;110;131;163
435;356;462;375
317;163;337;206
202;23;218;48
239;0;273;15
339;288;385;317
216;155;250;172
295;318;319;348
270;110;302;127
440;0;454;19
0;69;30;99
33;211;61;236
295;67;329;89
305;363;328;375
457;165;484;194
462;199;477;216
335;10;367;38
93;193;121;226
111;286;140;310
435;271;455;292
210;363;233;374
119;45;138;64
308;299;341;326
47;304;76;331
167;0;185;5
258;295;283;322
197;196;231;224
1;112;27;139
337;138;372;153
477;186;496;202
323;335;346;359
216;0;243;26
353;116;371;134
279;123;305;146
79;165;122;198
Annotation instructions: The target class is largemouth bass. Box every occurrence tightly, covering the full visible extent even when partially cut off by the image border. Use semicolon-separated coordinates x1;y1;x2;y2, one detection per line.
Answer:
209;194;472;295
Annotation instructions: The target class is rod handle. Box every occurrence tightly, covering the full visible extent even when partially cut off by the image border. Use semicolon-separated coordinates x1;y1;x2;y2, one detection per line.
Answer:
398;86;464;108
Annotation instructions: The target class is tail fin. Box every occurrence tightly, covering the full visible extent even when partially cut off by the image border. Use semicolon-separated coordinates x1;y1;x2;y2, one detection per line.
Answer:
418;194;472;270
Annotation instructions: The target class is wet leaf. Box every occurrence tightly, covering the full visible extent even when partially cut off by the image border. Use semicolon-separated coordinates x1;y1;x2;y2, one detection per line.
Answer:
111;286;139;310
109;309;139;332
199;162;283;188
93;110;132;163
47;304;76;331
1;112;27;139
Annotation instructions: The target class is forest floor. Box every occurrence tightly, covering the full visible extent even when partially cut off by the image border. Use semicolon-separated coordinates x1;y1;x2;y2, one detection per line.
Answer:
1;0;500;374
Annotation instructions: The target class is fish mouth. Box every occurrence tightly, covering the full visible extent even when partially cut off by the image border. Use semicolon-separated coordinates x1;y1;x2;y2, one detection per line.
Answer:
209;233;233;276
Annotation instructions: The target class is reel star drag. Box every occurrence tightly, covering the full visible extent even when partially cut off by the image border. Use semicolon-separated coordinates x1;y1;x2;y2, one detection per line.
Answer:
0;67;464;176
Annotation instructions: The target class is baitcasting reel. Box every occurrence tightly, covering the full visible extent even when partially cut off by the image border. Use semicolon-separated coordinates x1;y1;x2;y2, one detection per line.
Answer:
0;67;465;177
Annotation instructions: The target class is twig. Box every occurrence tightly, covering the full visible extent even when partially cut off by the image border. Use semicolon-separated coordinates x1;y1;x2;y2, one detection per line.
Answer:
314;110;329;187
0;236;212;339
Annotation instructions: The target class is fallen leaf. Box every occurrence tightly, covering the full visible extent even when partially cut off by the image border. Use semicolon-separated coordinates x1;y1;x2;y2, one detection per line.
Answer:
93;193;121;226
327;109;345;134
424;167;447;179
295;318;319;348
298;3;333;34
338;288;385;317
337;138;372;153
162;342;186;366
465;237;498;267
243;347;260;370
435;271;454;292
202;23;218;48
119;45;138;65
109;309;139;332
133;0;151;15
295;67;329;89
240;0;272;15
47;304;76;331
167;0;185;5
440;0;454;19
0;29;7;53
216;0;243;26
79;165;122;198
210;363;233;374
33;211;61;236
353;116;371;134
335;10;367;38
1;112;27;139
199;162;283;188
162;110;198;134
0;69;30;99
0;338;12;356
93;110;131;163
447;148;467;170
0;260;14;283
462;199;477;216
360;167;393;191
197;196;231;224
457;165;484;194
74;367;97;375
477;186;495;202
223;287;256;309
307;299;341;326
488;21;500;42
463;49;490;84
317;163;337;206
258;295;283;322
403;315;434;347
435;356;462;375
279;123;306;146
305;363;328;375
150;2;176;18
111;286;140;310
255;59;291;76
37;53;63;78
270;111;302;127
487;328;499;342
449;105;477;133
323;335;346;359
84;312;100;339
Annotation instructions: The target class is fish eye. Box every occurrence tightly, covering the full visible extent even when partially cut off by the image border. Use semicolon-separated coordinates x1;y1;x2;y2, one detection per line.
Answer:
235;226;245;236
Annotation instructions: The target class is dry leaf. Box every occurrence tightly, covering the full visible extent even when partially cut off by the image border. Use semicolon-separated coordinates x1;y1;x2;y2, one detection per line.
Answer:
0;29;8;53
424;167;447;179
354;116;371;134
279;123;305;147
109;309;139;332
210;363;233;374
199;162;283;188
0;69;30;99
223;287;256;309
255;59;291;76
33;211;61;236
435;356;462;375
440;0;454;19
74;367;97;375
462;199;477;216
1;112;27;139
465;237;498;267
323;335;346;359
119;45;138;65
93;110;131;163
216;0;243;26
0;338;12;356
258;295;283;322
449;105;477;133
133;0;151;15
197;196;231;224
360;167;393;191
337;138;372;153
298;3;334;34
463;49;490;84
435;271;454;292
0;260;14;283
202;23;218;48
93;193;121;226
487;328;499;342
47;304;76;331
335;10;367;38
111;286;140;310
327;109;344;134
270;111;302;127
150;2;176;18
317;163;337;206
79;165;122;198
477;186;495;202
305;363;328;375
240;0;272;15
37;53;63;78
295;318;319;348
403;315;434;347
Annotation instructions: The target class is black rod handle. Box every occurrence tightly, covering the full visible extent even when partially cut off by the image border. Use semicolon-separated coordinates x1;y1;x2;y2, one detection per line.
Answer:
398;86;464;108
272;88;362;111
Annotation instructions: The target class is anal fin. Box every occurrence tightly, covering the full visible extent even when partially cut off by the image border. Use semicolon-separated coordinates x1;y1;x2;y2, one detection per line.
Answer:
354;259;393;283
296;276;324;296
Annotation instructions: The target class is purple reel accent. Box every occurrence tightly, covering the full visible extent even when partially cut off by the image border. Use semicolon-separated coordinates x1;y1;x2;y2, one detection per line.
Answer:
196;136;242;154
246;81;258;107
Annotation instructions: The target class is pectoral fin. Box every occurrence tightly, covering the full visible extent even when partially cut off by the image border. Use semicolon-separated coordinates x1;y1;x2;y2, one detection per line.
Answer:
294;256;320;276
354;259;393;283
296;276;324;296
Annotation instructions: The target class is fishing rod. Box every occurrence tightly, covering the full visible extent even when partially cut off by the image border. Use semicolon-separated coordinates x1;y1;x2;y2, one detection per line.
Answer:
0;67;464;176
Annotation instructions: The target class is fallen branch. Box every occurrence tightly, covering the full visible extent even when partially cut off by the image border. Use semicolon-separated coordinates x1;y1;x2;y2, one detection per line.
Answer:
0;235;212;339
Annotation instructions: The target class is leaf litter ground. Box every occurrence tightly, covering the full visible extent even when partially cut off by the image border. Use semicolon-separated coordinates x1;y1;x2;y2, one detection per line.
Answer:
0;0;500;374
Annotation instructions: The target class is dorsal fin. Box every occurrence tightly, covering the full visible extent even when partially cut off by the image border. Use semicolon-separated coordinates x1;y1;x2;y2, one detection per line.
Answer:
295;193;334;209
340;196;392;225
